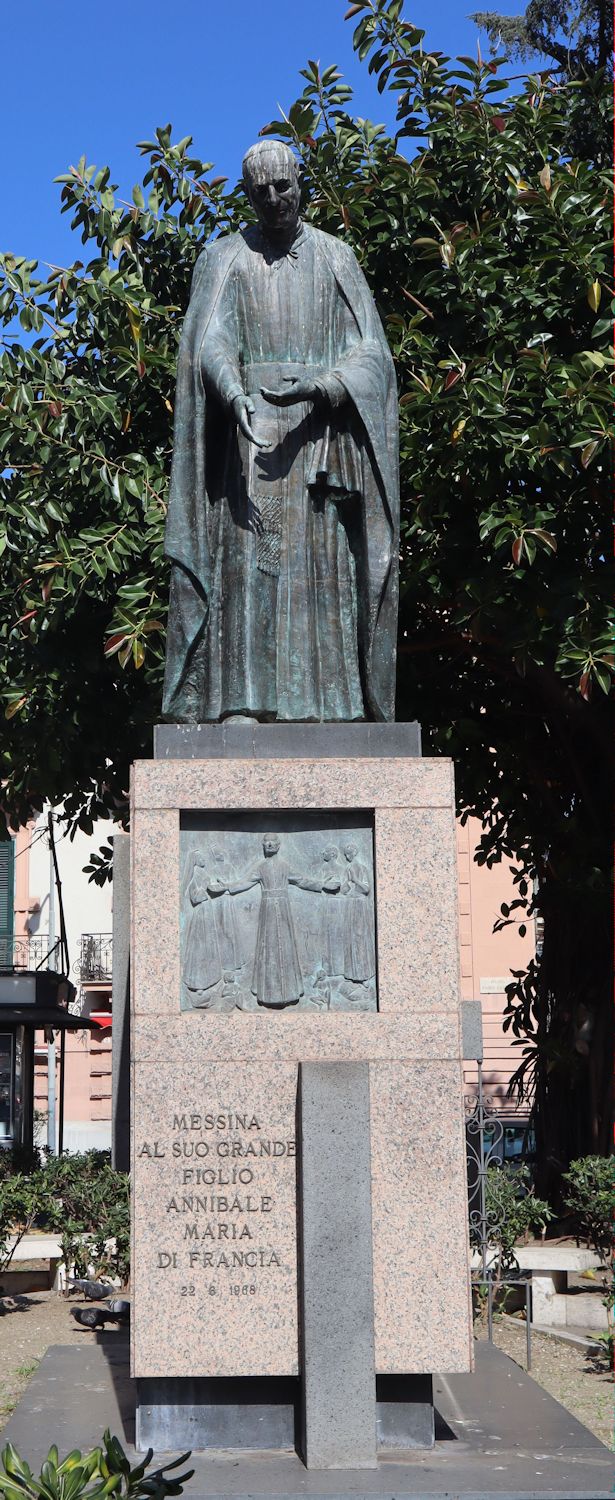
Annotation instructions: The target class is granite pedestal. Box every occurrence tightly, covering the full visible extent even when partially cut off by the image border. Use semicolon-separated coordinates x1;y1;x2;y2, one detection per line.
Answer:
131;725;472;1464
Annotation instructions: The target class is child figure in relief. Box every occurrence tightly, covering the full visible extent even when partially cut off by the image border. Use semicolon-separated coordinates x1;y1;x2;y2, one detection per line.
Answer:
183;853;224;998
341;841;376;986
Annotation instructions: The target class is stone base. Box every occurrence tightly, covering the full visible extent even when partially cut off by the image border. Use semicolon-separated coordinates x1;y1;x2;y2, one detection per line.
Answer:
136;1376;297;1451
153;721;422;760
376;1375;435;1449
135;1375;434;1454
131;750;473;1432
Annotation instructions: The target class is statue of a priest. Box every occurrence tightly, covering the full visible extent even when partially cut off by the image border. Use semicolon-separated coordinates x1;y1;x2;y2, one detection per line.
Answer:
162;139;399;724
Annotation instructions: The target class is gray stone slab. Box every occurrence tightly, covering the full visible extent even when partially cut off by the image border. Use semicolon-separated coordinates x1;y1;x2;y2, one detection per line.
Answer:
111;834;130;1172
2;1335;135;1454
461;1000;484;1063
376;1376;434;1449
3;1340;613;1495
136;1377;296;1451
299;1061;377;1469
135;1376;433;1456
153;722;422;761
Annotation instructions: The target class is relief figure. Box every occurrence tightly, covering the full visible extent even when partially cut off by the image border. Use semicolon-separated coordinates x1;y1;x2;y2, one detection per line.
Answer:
341;841;376;987
252;835;306;1007
183;854;224;998
208;847;244;971
318;845;345;978
216;834;305;1008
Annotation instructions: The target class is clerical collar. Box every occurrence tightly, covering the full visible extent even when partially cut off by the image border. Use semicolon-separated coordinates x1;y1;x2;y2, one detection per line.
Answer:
258;220;306;265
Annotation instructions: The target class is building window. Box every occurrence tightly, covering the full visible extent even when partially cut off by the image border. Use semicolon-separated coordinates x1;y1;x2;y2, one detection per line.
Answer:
0;841;15;970
0;1032;14;1141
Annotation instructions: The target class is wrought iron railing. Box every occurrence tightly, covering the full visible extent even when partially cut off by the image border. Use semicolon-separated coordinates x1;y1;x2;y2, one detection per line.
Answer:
0;935;61;972
465;1066;532;1369
79;933;113;983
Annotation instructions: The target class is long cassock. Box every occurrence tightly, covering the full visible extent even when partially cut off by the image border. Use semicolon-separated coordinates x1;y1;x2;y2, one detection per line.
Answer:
162;221;399;723
250;855;304;1008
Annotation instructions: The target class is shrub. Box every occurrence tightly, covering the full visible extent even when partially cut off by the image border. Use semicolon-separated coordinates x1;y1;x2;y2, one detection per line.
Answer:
39;1152;130;1286
0;1432;192;1500
562;1155;615;1260
0;1145;43;1181
0;1175;42;1278
471;1164;553;1278
0;1150;130;1289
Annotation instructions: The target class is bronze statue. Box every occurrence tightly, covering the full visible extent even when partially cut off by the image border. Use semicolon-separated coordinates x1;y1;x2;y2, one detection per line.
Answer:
163;139;399;724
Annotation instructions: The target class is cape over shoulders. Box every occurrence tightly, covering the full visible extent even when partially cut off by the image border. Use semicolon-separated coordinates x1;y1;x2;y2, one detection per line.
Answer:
191;231;243;277
193;221;362;275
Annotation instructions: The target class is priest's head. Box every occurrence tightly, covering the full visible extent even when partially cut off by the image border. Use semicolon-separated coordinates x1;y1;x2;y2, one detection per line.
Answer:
242;140;300;239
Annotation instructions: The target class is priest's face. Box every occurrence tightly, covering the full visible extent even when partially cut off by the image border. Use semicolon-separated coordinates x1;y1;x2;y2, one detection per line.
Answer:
245;147;300;237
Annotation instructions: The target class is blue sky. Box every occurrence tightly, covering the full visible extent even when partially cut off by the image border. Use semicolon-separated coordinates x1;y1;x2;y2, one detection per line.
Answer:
1;1;533;267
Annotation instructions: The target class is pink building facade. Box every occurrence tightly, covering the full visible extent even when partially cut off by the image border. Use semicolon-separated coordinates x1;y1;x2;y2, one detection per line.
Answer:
2;820;113;1152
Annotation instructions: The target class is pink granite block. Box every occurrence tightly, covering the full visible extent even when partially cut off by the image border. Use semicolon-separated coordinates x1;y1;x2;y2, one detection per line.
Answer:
375;807;460;1012
132;1061;299;1379
132;757;453;812
132;1012;462;1063
130;752;473;1384
130;762;460;1021
132;809;180;1015
370;1061;473;1373
131;1054;473;1379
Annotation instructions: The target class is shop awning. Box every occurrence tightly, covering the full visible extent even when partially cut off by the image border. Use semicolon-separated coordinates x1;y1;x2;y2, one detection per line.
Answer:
0;1007;101;1030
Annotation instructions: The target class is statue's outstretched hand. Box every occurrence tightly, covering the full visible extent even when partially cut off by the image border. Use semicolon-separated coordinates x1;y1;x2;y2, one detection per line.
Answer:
261;377;318;406
232;394;271;448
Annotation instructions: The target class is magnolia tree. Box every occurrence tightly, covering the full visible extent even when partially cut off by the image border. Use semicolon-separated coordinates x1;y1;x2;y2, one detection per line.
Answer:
0;0;611;1188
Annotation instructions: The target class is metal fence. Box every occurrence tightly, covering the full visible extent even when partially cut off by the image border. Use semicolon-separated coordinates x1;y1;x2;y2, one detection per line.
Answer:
79;933;113;983
0;935;62;972
465;1062;532;1369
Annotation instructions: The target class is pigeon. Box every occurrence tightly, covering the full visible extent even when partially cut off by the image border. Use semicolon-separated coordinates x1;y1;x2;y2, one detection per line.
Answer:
107;1298;130;1322
66;1278;116;1301
72;1306;111;1330
71;1300;130;1330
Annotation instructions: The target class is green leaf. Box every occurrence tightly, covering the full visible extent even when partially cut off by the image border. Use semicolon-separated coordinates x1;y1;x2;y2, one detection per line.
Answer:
586;280;601;312
592;662;612;694
580;440;599;468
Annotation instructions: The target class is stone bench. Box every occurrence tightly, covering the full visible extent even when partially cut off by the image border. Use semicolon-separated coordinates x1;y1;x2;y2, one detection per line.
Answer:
514;1245;609;1329
4;1233;63;1290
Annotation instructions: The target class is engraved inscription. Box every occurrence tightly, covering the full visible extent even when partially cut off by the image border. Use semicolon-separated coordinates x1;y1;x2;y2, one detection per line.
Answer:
137;1105;294;1291
180;813;377;1013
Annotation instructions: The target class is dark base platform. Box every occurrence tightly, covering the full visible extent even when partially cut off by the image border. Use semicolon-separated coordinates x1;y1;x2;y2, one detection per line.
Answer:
153;722;422;761
137;1377;297;1453
135;1375;434;1455
4;1337;612;1498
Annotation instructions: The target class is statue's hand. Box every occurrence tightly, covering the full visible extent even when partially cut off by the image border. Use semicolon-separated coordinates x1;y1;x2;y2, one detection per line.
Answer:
232;394;271;448
261;377;319;407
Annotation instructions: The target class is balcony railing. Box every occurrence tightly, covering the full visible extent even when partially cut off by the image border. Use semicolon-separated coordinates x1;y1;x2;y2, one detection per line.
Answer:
80;933;113;984
0;935;61;972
